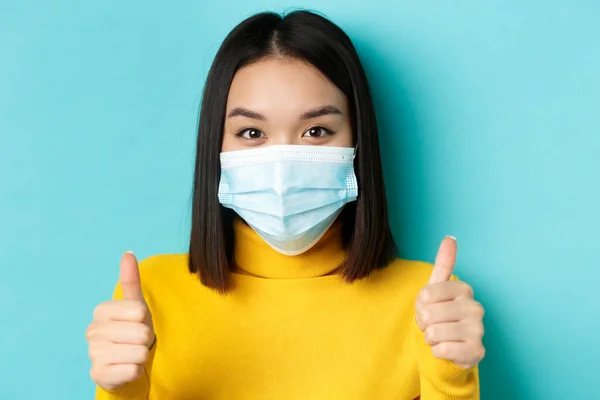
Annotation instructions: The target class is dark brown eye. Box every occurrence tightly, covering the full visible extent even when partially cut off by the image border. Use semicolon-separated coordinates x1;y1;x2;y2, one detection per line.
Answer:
303;126;333;138
248;129;262;139
237;128;265;139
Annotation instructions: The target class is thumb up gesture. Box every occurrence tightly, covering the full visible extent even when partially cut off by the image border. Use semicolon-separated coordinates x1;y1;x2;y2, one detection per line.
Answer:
86;252;155;390
415;237;485;369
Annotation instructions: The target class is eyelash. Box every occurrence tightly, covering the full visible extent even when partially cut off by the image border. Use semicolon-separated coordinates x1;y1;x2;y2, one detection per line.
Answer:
303;126;335;138
235;126;335;140
235;128;265;140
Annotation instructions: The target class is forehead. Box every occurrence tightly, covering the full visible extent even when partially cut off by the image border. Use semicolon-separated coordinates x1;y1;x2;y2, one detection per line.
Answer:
227;57;347;110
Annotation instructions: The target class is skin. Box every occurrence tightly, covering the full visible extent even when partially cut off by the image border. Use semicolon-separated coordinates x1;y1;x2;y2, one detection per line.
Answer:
85;57;484;390
222;57;353;151
86;252;154;390
417;237;486;369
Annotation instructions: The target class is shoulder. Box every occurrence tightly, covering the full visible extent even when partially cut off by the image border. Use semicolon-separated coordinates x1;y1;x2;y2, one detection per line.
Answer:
370;258;462;293
136;253;192;292
365;258;435;296
124;254;201;319
138;253;189;275
380;258;434;284
139;254;188;277
112;253;191;301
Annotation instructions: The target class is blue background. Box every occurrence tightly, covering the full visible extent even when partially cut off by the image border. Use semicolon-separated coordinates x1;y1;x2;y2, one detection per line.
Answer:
1;1;598;399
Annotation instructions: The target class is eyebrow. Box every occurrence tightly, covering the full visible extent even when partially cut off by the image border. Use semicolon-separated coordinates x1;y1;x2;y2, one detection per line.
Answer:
227;107;266;120
300;105;342;120
226;105;342;120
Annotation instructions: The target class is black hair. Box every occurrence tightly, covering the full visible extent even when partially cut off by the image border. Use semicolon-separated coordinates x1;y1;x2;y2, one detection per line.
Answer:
189;10;397;293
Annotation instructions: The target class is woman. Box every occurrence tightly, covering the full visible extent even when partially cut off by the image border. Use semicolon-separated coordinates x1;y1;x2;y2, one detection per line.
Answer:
86;10;485;399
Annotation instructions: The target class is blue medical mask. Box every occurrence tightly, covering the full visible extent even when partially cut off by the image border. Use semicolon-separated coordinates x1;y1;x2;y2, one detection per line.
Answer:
218;145;358;255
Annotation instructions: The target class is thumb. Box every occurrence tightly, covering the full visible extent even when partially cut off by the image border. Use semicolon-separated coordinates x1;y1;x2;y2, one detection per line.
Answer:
427;236;457;285
120;251;145;301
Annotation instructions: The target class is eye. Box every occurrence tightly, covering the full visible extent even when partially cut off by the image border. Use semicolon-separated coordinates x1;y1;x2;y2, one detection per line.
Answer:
302;126;334;138
236;128;266;140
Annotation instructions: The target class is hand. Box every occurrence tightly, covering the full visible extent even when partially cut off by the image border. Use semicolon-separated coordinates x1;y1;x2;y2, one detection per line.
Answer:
415;237;485;369
86;252;155;390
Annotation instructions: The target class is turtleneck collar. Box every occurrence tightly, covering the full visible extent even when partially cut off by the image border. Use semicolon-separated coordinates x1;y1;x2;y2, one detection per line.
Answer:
232;218;347;279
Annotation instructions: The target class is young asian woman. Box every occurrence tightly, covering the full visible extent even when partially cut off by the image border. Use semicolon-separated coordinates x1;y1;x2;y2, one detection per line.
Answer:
86;10;485;400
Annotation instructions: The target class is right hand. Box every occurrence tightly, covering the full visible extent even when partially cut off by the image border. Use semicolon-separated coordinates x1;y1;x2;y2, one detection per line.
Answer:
86;252;155;390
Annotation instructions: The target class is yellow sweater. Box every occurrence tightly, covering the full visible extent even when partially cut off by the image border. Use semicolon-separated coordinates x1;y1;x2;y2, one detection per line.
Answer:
96;219;479;399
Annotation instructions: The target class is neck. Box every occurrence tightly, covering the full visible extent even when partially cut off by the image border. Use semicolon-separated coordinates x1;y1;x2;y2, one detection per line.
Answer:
232;218;347;279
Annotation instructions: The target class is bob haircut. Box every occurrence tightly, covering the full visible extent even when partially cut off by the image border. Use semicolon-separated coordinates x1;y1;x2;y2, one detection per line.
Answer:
189;10;397;293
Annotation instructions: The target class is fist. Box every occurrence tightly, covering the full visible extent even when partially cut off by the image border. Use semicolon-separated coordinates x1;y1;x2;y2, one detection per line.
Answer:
86;252;155;390
415;236;485;369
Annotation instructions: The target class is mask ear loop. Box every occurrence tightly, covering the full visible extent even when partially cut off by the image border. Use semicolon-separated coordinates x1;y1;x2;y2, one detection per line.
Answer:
353;143;358;160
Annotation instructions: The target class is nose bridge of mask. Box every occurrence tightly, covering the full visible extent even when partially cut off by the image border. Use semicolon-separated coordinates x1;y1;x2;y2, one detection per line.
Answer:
272;160;286;199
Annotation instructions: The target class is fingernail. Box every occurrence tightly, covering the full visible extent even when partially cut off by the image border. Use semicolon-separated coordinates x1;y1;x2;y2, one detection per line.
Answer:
446;235;457;242
421;312;429;324
420;289;430;302
124;250;135;255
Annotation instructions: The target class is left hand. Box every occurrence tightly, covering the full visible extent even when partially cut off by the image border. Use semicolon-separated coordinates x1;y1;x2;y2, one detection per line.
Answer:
415;236;486;369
